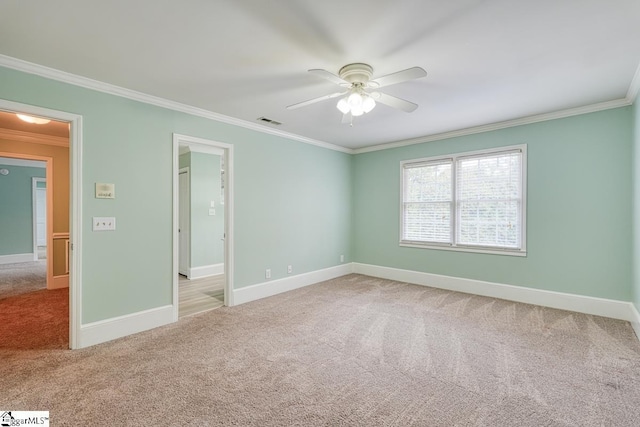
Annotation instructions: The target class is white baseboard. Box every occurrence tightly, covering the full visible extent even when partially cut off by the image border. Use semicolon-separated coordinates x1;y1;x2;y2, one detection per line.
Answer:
233;263;354;305
189;263;224;279
353;263;636;322
631;304;640;340
49;274;69;289
0;253;35;265
78;305;174;348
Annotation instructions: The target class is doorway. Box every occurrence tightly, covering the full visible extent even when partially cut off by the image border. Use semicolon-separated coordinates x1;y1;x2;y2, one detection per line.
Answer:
0;100;82;349
172;133;234;320
33;177;47;253
0;156;47;295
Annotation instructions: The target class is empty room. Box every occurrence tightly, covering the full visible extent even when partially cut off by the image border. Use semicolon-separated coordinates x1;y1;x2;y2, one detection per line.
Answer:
1;1;640;425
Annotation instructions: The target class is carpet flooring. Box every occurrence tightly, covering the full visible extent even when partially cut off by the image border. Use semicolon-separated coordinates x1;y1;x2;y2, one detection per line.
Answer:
0;288;68;350
0;259;47;299
1;274;640;426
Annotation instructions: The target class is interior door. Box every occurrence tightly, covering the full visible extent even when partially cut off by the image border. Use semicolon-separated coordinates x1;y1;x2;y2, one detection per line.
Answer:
35;183;47;247
178;169;190;276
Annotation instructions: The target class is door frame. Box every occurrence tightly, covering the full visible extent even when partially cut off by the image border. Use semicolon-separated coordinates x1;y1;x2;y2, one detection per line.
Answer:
32;177;47;255
172;133;234;321
178;166;190;277
0;99;83;350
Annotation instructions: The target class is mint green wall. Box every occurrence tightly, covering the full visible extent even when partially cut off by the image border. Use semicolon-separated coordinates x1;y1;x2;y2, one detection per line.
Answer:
0;66;352;323
353;108;633;301
0;164;45;256
190;152;224;268
2;62;632;326
236;133;352;284
633;94;640;312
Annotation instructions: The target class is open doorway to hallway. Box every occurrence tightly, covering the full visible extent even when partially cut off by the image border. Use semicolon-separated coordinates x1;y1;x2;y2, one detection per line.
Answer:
173;134;234;320
177;143;226;317
0;109;70;349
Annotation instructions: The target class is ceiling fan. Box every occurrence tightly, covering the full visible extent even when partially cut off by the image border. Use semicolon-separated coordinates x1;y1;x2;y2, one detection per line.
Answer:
286;63;427;124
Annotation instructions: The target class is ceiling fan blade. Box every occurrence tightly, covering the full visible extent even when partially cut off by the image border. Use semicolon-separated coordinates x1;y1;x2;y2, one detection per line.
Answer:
286;91;347;110
309;69;350;86
369;67;427;88
376;92;419;113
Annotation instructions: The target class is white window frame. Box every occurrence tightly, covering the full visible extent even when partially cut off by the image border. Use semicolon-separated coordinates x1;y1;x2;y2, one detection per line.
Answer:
400;144;527;257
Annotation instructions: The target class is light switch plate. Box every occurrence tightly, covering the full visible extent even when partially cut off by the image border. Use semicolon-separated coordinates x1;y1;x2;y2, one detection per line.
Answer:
93;217;116;231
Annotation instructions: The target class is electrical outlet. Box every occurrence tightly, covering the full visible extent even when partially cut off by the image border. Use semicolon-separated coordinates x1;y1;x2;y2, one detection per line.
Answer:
340;254;344;263
265;269;271;279
287;265;293;274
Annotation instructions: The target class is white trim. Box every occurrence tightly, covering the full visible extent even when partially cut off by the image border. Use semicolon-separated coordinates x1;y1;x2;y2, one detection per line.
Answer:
77;305;173;349
0;54;349;154
627;61;640;103
354;99;631;154
398;242;527;256
0;253;34;265
0;157;46;167
630;304;640;342
173;133;234;323
189;263;224;279
0;99;83;350
0;128;69;148
70;110;83;351
233;264;353;306
353;263;636;322
178;166;190;277
50;274;69;289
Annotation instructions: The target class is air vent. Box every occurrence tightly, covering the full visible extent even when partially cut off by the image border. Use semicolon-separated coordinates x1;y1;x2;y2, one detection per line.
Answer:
257;117;282;126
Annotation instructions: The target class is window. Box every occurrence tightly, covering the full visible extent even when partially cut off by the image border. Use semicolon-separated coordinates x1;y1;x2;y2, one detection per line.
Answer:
401;145;526;256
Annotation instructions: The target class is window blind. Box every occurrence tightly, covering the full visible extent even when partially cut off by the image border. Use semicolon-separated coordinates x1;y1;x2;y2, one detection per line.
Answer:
400;145;526;254
455;150;522;249
402;159;452;243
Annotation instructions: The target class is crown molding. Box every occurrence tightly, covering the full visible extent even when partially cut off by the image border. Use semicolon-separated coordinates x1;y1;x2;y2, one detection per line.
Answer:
0;54;351;154
1;54;636;157
353;98;632;154
627;60;640;103
0;127;69;148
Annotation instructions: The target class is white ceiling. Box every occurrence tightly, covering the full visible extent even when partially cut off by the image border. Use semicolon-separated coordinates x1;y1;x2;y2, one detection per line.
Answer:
0;0;639;150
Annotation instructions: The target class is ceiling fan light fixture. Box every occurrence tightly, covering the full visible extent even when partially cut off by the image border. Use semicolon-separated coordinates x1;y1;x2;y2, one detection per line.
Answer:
16;113;51;125
351;105;364;117
362;96;376;113
347;92;363;108
289;63;426;123
336;98;350;114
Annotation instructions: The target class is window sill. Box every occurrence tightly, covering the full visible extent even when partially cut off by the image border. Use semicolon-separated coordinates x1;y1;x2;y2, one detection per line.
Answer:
399;241;527;257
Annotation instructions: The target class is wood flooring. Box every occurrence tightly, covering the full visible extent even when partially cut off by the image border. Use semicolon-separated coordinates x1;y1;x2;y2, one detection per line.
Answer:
178;274;224;318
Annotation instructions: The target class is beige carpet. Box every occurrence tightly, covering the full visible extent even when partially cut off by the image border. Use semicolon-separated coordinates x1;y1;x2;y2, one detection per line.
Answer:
0;259;47;299
1;274;640;426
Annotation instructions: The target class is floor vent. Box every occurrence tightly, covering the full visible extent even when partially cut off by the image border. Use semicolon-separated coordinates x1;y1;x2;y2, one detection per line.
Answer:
257;117;282;126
